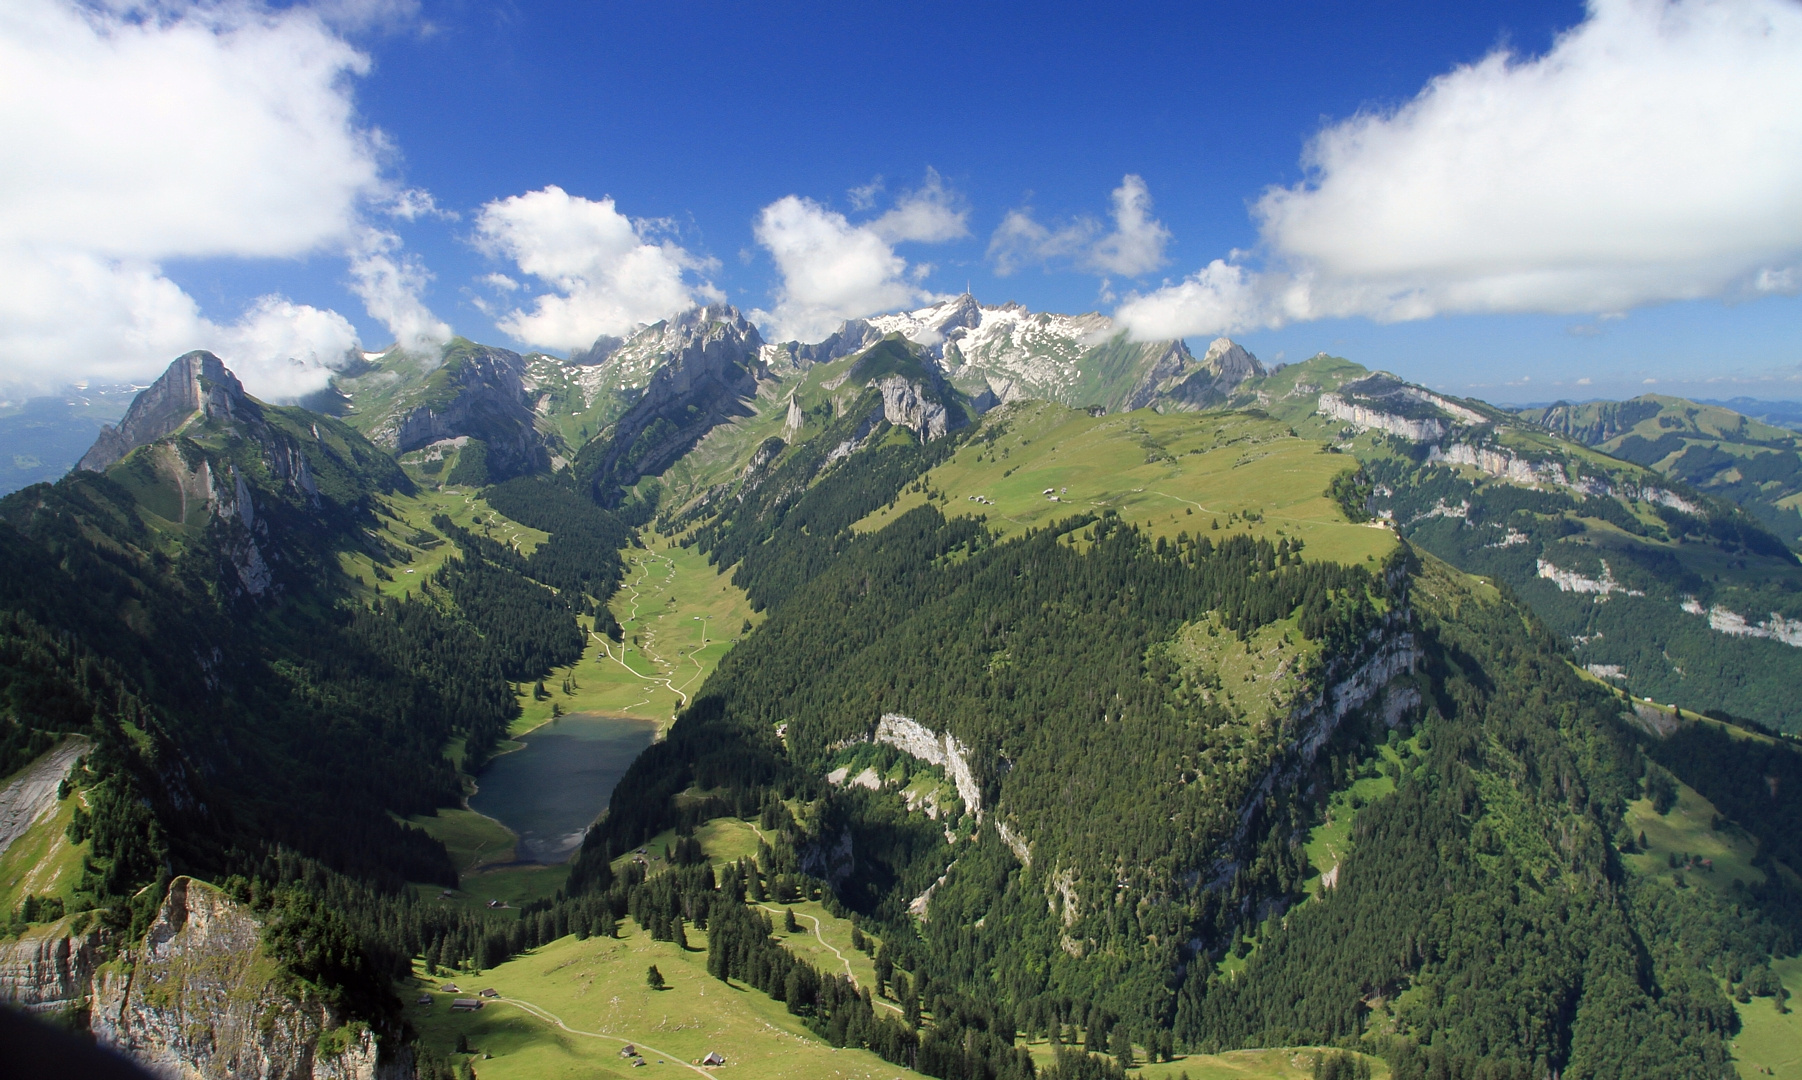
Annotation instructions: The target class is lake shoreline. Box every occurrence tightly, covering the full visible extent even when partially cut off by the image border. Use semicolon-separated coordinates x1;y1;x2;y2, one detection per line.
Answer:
467;711;657;865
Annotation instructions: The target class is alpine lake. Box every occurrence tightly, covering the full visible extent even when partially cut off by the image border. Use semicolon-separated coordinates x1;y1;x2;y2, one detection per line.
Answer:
468;713;656;863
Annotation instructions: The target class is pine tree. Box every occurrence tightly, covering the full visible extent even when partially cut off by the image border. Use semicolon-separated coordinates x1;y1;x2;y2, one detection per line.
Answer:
647;965;665;990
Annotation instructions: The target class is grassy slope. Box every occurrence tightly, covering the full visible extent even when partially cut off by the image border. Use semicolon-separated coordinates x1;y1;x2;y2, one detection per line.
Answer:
0;786;88;914
1612;768;1801;1079
407;918;901;1080
852;401;1396;566
400;523;760;916
1621;778;1764;896
413;817;1385;1080
1732;955;1802;1080
1025;1044;1390;1080
513;531;760;736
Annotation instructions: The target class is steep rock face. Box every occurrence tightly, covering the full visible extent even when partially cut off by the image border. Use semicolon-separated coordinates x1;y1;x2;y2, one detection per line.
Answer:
586;305;766;502
873;375;956;440
381;342;549;480
1320;392;1447;442
761;319;884;372
0;925;102;1015
792;295;1195;412
1161;338;1267;410
64;354;393;603
78;353;250;472
92;878;396;1080
838;336;971;442
0;880;399;1079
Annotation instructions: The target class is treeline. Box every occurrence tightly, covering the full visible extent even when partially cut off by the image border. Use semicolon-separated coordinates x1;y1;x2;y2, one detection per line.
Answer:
485;476;632;638
1363;453;1802;729
1173;557;1750;1079
0;421;621;1030
683;390;963;612
1648;720;1802;938
622;855;1036;1080
578;403;1409;1034
430;513;584;679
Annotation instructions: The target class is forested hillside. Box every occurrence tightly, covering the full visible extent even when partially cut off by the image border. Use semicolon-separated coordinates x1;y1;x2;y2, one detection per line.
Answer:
566;396;1802;1079
1518;394;1802;552
2;342;1799;1080
0;362;642;1061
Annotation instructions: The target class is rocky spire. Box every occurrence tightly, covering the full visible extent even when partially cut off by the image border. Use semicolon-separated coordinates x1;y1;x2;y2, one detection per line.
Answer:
77;352;255;473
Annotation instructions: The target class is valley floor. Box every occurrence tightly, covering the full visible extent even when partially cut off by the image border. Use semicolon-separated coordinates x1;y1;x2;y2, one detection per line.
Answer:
407;908;1390;1080
510;529;759;737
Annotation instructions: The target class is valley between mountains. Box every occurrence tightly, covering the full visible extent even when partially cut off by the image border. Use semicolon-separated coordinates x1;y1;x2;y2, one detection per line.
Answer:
1;297;1800;1080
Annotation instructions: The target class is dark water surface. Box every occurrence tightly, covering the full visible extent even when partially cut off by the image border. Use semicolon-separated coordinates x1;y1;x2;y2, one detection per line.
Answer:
468;713;655;863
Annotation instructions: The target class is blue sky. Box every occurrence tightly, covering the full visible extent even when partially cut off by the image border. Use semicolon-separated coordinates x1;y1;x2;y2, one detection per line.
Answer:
7;0;1801;404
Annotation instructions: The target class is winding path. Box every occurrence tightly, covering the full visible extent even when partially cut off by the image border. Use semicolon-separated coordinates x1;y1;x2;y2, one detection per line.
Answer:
498;996;718;1076
589;545;713;714
751;900;901;1015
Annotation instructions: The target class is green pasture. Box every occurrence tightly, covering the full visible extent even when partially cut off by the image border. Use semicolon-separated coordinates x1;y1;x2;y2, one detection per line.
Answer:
1732;955;1802;1079
513;533;758;735
1621;779;1764;897
1023;1042;1390;1080
853;402;1396;567
404;918;902;1080
408;807;519;874
0;783;88;914
337;485;551;599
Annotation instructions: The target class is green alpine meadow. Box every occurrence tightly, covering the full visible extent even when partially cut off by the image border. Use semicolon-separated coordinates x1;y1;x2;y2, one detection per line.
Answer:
2;303;1800;1079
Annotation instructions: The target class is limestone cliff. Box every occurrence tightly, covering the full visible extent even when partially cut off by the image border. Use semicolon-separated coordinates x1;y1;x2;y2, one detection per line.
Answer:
585;305;766;502
78;353;250;473
379;341;551;480
0;879;406;1080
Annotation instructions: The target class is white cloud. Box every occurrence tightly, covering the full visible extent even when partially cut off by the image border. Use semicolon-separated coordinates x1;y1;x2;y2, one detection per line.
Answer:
753;172;968;342
0;0;446;397
1119;0;1802;339
475;186;720;352
869;169;969;244
383;187;454;222
988;209;1094;276
989;175;1170;277
1089;176;1172;276
348;228;452;351
752;198;922;343
215;297;361;400
848;177;885;212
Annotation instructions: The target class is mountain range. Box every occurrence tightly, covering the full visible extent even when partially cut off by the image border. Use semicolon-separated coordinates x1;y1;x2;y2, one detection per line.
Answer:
0;296;1799;1080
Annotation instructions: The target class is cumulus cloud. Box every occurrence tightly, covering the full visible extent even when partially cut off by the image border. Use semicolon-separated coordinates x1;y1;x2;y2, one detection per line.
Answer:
1118;0;1802;340
348;228;452;351
989;175;1171;278
753;172;969;342
0;0;449;398
868;169;969;244
475;186;721;352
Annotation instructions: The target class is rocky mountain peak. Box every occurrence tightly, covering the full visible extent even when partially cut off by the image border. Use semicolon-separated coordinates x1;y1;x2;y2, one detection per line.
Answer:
582;305;769;503
1200;338;1265;383
77;351;257;473
383;339;550;480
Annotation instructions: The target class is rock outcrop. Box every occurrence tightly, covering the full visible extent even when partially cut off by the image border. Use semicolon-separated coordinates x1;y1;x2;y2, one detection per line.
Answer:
78;353;251;472
873;375;956;440
0;878;402;1079
1160;338;1266;410
586;305;766;502
873;713;982;818
0;925;102;1016
0;737;88;859
380;342;550;480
